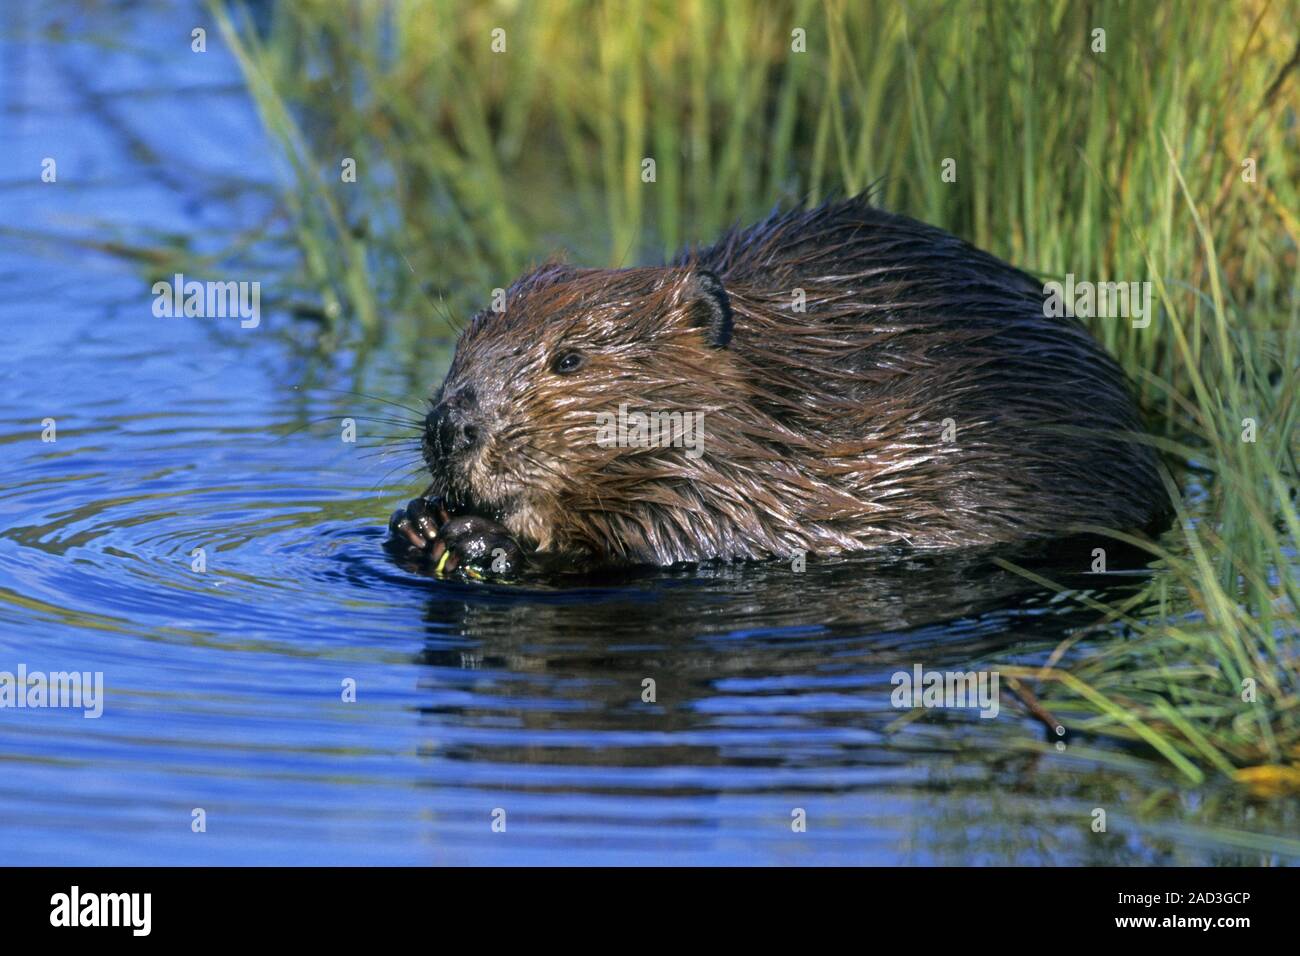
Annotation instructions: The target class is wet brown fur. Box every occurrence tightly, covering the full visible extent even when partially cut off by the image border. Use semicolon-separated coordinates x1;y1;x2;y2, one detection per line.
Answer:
424;195;1170;566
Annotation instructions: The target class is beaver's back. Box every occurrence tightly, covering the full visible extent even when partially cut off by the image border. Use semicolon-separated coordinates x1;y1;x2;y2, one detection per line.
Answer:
674;197;1170;549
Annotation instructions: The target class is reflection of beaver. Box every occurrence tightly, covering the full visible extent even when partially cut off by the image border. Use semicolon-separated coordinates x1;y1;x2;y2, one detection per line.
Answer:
388;195;1169;575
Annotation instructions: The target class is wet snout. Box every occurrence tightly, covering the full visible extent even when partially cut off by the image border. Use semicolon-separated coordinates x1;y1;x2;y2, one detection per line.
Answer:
425;385;482;460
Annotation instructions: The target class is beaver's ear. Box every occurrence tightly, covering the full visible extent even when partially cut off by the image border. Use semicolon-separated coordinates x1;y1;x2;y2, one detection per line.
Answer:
683;270;733;349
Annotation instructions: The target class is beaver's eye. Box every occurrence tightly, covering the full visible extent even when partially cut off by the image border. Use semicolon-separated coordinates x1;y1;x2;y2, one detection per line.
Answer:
552;351;586;375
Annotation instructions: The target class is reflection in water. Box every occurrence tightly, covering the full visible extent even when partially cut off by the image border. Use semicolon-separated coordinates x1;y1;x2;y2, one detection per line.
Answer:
410;551;1129;778
374;551;1294;865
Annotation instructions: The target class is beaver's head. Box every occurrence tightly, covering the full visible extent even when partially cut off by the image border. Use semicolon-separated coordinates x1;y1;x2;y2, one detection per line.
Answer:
423;262;742;558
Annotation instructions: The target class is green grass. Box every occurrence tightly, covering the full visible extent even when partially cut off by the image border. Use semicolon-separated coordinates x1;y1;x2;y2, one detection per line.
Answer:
211;0;1299;789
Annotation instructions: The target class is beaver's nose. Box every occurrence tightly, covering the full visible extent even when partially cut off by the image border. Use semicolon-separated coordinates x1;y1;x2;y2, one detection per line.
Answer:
427;387;481;456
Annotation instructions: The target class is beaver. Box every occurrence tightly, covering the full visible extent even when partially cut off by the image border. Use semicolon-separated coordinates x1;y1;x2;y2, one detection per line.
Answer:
387;194;1170;575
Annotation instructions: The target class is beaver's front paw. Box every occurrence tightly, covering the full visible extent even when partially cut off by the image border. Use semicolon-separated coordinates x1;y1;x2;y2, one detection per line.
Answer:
432;515;524;578
386;497;523;579
387;495;450;554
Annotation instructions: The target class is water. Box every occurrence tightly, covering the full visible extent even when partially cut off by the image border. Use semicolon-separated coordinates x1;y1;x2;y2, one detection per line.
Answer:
1;1;1295;865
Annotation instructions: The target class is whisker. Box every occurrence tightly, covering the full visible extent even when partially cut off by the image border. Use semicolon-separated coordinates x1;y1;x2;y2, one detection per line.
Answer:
304;386;430;419
399;251;466;337
272;415;423;443
355;436;423;445
325;414;424;430
355;447;422;462
367;459;430;501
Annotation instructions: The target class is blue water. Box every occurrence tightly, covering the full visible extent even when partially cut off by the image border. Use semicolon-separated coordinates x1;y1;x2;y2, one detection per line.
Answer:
0;1;1295;865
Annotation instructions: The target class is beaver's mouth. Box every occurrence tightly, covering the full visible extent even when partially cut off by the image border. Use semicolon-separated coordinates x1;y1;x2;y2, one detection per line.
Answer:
444;485;513;525
421;425;527;528
424;458;516;526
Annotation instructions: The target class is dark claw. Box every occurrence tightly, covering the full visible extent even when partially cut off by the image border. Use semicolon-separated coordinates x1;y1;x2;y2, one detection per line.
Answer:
386;498;439;555
414;511;439;540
